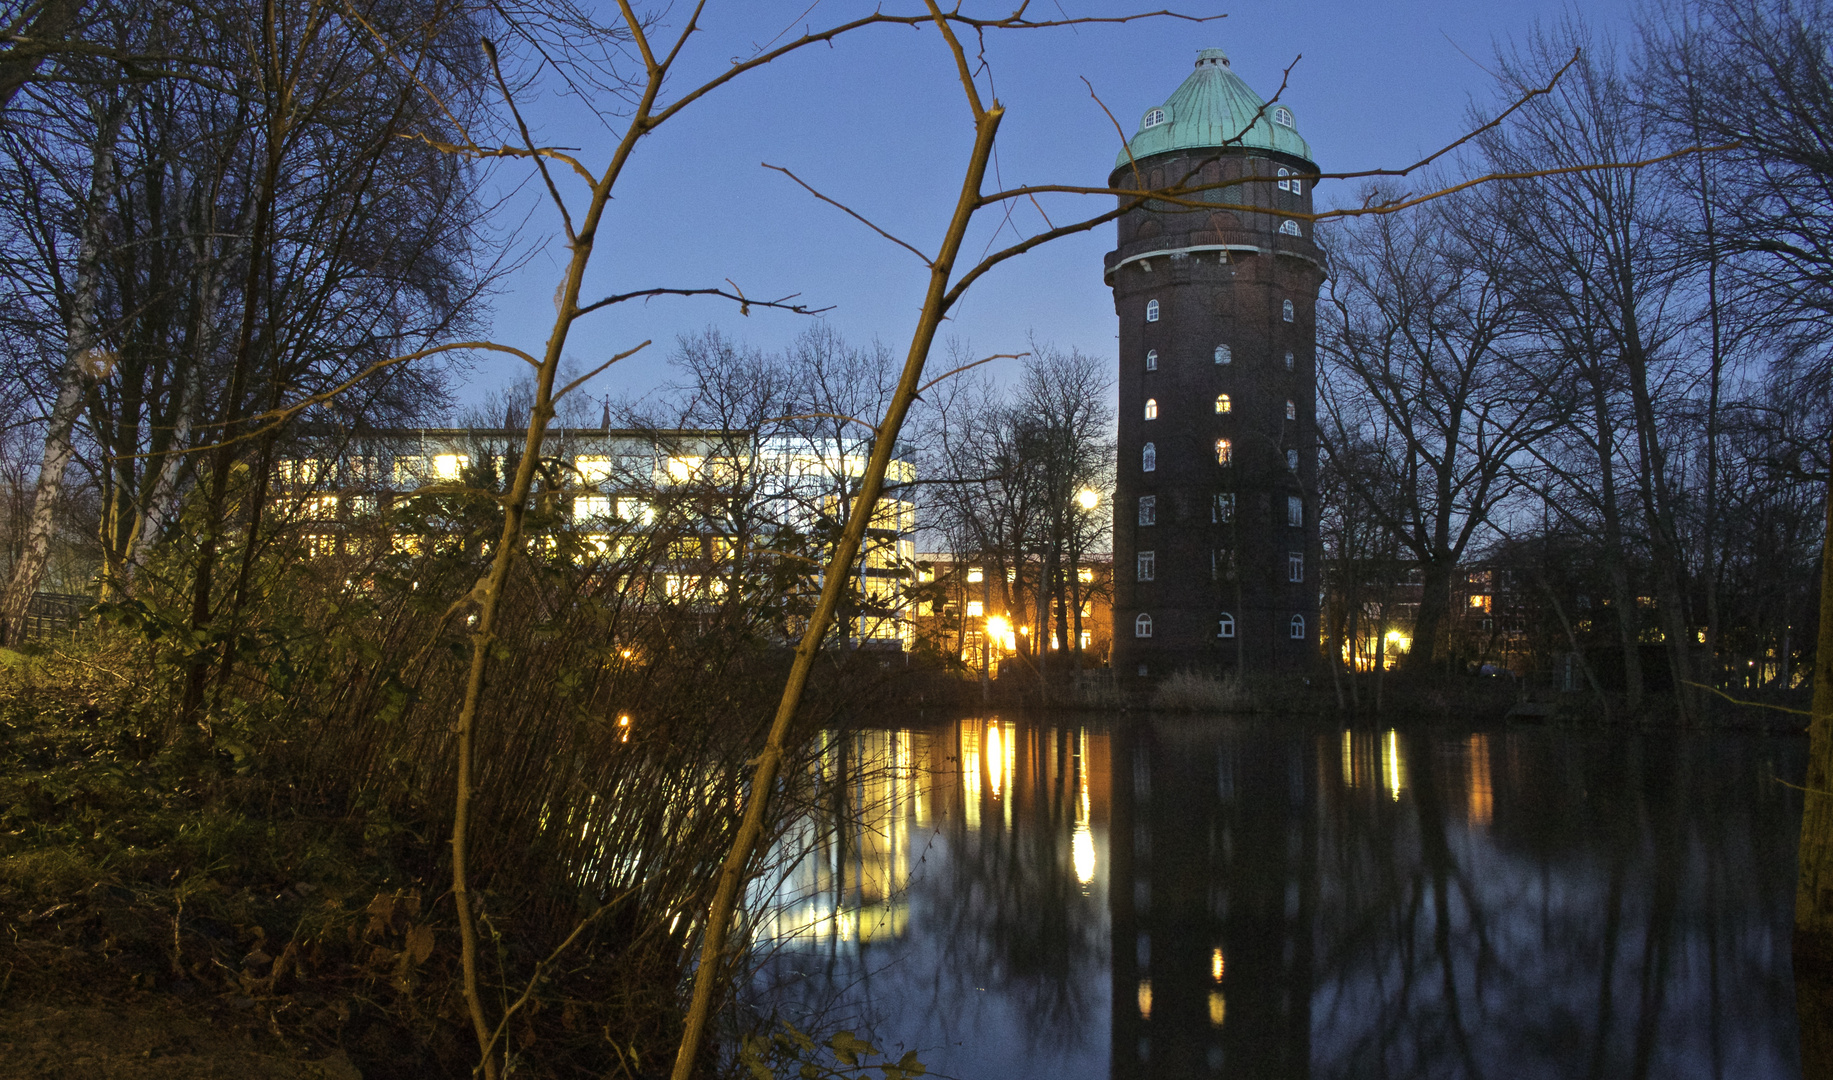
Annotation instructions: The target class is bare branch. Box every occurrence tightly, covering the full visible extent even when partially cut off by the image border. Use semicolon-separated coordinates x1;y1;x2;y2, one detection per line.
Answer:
764;163;933;264
554;340;651;401
573;284;828;318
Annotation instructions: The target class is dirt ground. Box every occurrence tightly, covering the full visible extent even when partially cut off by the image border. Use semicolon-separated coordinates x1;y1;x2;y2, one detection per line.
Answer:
0;998;365;1080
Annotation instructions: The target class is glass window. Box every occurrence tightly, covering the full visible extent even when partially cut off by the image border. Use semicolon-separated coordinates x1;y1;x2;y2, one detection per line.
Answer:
1146;299;1160;322
1282;300;1295;322
1277;167;1291;192
1146;349;1158;371
1286;398;1297;420
1138;495;1157;526
1287;495;1303;527
1285;351;1295;370
1214;344;1231;365
575;494;612;519
1145;398;1158;420
1136;613;1154;638
1274;106;1295;128
1143;442;1157;472
967;566;984;583
575;455;615;485
967;600;984;616
1143;107;1167;129
1215;393;1231;414
1291;176;1303;195
1289;614;1306;639
1215;438;1232;465
1217;613;1236;638
1280;220;1302;237
1138;551;1156;581
433;453;468;481
1287;448;1300;470
1288;552;1304;582
1212;493;1235;523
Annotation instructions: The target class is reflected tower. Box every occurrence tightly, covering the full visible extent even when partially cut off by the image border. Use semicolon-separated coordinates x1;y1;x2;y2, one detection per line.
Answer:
1107;49;1323;677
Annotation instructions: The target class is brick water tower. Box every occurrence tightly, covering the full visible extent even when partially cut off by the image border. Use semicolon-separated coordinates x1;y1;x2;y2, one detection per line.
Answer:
1107;48;1323;679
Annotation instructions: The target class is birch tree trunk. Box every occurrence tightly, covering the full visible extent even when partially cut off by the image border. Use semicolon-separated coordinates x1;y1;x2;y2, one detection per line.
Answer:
0;98;124;643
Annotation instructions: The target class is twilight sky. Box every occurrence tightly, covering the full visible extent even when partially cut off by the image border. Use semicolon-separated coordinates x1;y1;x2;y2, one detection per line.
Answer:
461;1;1637;415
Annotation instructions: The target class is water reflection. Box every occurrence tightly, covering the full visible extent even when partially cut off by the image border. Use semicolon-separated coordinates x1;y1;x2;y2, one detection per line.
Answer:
750;717;1804;1080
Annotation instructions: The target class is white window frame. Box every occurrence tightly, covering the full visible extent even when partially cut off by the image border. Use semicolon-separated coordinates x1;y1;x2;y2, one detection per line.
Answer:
1144;397;1158;420
1146;349;1158;371
1280;220;1302;237
1143;442;1157;472
1274;106;1295;129
1282;299;1295;322
1136;613;1154;638
1143;107;1167;129
1138;495;1157;526
1217;613;1236;639
1287;495;1303;527
1146;299;1160;322
1288;552;1304;582
1137;550;1156;582
1289;614;1306;640
1277;167;1290;192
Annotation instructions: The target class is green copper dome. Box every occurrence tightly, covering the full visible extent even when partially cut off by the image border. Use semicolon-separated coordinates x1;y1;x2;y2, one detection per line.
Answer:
1115;48;1315;170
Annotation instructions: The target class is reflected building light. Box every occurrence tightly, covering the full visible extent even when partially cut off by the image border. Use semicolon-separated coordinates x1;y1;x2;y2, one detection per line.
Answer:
986;722;1005;798
1208;991;1226;1026
1382;729;1407;800
1073;824;1096;885
1137;979;1153;1019
1341;730;1355;788
1211;947;1225;983
962;725;982;831
1468;733;1493;827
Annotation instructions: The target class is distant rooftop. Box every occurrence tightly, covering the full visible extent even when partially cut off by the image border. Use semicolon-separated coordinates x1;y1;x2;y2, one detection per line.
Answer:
1114;48;1315;170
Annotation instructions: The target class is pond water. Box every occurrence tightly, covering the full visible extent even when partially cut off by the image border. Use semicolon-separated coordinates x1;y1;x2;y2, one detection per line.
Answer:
750;716;1807;1080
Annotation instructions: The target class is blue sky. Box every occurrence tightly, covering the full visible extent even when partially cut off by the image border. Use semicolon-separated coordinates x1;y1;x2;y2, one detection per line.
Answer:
462;1;1637;414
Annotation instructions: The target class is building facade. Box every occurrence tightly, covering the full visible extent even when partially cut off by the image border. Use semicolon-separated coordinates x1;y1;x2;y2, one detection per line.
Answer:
1108;48;1324;677
275;425;920;648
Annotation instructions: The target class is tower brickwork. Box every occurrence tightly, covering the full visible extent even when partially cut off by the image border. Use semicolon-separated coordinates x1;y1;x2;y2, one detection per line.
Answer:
1107;49;1323;678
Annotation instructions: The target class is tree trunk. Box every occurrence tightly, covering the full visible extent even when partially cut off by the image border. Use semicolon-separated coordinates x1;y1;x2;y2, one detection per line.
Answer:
0;100;124;643
1794;450;1833;1078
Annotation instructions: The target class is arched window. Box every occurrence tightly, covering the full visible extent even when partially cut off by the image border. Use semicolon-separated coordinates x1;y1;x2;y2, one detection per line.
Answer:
1214;344;1232;365
1146;299;1160;322
1289;614;1306;640
1285;351;1295;370
1215;393;1231;414
1143;442;1157;472
1286;448;1299;470
1282;300;1295;322
1274;106;1295;129
1217;613;1236;639
1146;349;1158;371
1280;220;1302;237
1143;107;1167;129
1285;399;1296;420
1144;398;1158;420
1136;613;1154;638
1291;175;1303;196
1277;167;1291;192
1215;438;1232;465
